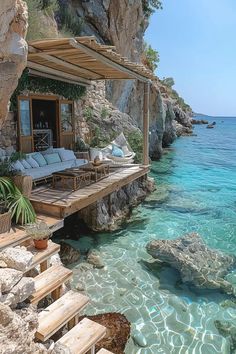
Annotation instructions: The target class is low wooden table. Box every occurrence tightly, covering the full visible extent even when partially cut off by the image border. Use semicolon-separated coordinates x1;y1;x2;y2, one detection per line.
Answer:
52;169;92;191
81;163;110;182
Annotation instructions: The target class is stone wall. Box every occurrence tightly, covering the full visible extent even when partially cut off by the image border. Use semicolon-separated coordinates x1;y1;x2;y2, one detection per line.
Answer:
0;112;17;149
0;0;28;128
77;176;155;232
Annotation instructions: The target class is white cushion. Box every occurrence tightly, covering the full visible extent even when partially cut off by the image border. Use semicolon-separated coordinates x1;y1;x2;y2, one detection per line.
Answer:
58;149;76;161
41;147;65;155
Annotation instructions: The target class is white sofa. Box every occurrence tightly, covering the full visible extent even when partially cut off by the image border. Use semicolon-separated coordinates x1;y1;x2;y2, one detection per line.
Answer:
2;147;88;181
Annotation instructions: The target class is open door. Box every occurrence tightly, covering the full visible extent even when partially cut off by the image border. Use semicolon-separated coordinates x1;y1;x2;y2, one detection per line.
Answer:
58;100;75;149
18;97;34;153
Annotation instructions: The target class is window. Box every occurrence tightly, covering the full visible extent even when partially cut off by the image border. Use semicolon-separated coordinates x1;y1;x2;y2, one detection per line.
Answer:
19;100;32;136
60;103;73;132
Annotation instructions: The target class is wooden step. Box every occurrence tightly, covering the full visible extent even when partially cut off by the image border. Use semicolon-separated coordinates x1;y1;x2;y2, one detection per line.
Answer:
29;264;72;304
56;318;106;354
0;215;63;251
97;349;114;354
36;290;89;341
26;241;60;273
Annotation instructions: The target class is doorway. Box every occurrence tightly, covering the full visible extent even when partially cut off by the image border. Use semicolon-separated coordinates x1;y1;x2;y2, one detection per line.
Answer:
17;95;75;153
32;99;58;151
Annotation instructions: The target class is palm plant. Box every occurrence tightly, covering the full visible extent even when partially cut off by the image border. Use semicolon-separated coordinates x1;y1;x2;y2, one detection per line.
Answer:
8;186;36;225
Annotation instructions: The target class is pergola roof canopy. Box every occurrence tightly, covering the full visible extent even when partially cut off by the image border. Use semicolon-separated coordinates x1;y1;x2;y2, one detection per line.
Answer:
27;36;155;85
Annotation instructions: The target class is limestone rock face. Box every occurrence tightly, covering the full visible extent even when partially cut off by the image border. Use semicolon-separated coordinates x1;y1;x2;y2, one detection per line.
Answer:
0;268;23;292
146;233;236;295
0;246;33;272
0;303;48;354
8;277;35;306
0;0;28;127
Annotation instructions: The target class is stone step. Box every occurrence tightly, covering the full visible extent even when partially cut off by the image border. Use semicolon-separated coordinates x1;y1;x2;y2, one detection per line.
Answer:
97;349;114;354
26;240;60;273
56;318;106;354
36;290;89;341
29;264;72;304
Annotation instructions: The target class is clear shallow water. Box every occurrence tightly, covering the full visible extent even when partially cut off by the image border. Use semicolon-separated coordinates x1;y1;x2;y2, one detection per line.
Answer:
71;117;236;353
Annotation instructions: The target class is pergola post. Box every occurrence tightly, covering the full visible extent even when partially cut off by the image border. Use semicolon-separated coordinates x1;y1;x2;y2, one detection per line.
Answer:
143;81;150;165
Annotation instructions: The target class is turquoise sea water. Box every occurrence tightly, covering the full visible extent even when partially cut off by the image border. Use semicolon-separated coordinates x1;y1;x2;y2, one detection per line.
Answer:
71;117;236;353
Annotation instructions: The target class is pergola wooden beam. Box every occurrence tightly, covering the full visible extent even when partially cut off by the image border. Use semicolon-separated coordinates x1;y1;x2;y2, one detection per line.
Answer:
143;82;150;166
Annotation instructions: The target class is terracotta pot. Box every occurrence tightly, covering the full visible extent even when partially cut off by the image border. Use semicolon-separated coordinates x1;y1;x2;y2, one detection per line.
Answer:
33;239;48;250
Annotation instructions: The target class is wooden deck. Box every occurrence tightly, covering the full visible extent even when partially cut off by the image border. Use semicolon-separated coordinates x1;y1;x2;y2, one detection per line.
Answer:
30;165;149;219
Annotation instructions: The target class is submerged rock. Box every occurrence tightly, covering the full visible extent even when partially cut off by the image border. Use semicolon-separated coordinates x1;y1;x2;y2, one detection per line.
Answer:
78;313;130;354
215;320;236;353
87;250;104;269
59;241;80;265
146;233;236;295
132;330;147;347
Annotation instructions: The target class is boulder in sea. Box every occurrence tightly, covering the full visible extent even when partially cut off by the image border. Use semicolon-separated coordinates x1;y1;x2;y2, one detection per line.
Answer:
87;249;104;269
78;313;130;354
59;241;80;265
132;330;148;347
215;320;236;353
146;233;236;295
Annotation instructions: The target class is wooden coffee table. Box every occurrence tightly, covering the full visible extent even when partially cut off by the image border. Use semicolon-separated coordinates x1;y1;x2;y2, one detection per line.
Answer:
81;163;110;182
52;169;92;191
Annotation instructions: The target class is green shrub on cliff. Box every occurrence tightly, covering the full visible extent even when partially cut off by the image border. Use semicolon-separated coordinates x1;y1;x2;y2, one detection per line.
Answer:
143;43;160;72
142;0;163;17
127;131;143;164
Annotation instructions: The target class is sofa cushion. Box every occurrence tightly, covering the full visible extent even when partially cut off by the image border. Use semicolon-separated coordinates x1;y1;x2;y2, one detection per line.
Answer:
21;159;31;169
26;156;40;168
44;153;61;164
41;147;65;155
112;144;124;158
11;160;25;172
58;149;76;162
32;153;47;167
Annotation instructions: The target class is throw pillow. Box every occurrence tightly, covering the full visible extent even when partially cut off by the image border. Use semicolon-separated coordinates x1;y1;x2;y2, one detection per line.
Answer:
20;159;31;169
26;156;40;168
11;160;25;172
58;149;76;161
112;144;124;158
32;153;47;167
44;153;61;164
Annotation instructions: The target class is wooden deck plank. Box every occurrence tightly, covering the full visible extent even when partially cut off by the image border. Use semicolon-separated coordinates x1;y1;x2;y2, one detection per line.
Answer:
97;349;114;354
0;215;64;251
29;264;72;304
36;290;89;341
56;318;106;354
26;241;60;272
30;166;149;218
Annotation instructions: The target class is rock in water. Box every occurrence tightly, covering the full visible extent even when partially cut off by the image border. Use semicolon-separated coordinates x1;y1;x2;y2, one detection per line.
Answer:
87;250;104;268
78;313;130;354
146;233;236;295
215;320;236;353
59;241;80;265
132;330;147;347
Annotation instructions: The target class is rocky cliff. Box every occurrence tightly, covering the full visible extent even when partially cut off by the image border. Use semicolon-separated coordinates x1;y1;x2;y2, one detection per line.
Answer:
67;0;193;159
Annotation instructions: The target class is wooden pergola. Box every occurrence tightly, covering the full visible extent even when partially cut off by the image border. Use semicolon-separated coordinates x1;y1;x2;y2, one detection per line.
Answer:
27;36;155;165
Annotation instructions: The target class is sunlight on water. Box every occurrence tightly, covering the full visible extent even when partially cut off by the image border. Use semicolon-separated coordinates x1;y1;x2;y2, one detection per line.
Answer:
71;117;236;353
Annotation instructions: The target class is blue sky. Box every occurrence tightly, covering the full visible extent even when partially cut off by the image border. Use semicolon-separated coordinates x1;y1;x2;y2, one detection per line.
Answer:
145;0;236;116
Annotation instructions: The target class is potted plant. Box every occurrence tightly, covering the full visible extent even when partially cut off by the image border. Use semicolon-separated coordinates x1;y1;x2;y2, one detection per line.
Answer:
25;221;52;250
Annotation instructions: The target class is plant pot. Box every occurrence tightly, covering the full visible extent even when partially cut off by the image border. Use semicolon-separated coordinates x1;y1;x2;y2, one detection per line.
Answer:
12;175;33;198
33;239;48;250
0;211;11;234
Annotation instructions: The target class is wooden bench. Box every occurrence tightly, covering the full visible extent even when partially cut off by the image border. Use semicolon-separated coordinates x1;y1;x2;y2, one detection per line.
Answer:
29;264;72;304
56;318;106;354
36;290;89;341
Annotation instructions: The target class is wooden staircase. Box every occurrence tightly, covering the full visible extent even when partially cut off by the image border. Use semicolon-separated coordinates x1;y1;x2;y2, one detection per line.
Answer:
0;213;113;353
